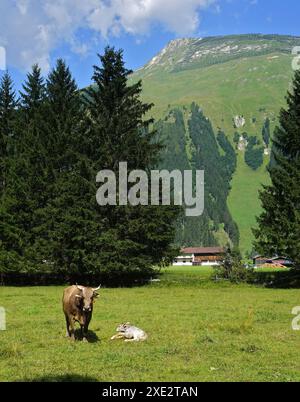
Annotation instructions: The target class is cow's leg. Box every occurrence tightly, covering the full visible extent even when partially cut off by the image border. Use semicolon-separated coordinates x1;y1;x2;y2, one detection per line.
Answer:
81;324;89;342
82;315;91;342
65;315;71;338
69;318;76;341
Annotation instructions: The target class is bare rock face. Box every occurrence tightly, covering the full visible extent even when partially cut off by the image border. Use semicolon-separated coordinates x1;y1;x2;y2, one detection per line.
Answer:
238;135;248;151
234;115;246;129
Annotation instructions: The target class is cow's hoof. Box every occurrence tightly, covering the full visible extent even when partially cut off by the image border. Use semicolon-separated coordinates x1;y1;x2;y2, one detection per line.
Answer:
82;337;88;343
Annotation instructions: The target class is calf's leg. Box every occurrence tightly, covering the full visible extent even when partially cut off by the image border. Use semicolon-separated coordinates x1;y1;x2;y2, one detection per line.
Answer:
111;333;125;340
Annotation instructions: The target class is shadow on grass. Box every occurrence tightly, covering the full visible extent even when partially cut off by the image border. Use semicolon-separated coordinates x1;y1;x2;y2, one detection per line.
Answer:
251;270;300;289
27;374;99;382
73;329;100;343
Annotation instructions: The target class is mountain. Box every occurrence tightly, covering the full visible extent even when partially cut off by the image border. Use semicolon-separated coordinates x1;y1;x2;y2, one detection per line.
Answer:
155;105;239;249
131;34;300;254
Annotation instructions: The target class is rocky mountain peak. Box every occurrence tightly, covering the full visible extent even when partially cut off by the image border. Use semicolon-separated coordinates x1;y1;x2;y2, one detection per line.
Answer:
141;34;300;74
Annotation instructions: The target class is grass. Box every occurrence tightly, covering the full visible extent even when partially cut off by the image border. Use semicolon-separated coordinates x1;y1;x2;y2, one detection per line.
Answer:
227;152;271;254
1;266;300;382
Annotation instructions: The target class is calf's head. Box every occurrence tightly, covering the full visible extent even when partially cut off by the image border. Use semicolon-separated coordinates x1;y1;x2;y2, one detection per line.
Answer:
117;323;131;333
75;285;101;312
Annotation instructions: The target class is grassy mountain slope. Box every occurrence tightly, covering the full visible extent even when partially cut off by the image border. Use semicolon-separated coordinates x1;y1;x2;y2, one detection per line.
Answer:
131;34;299;253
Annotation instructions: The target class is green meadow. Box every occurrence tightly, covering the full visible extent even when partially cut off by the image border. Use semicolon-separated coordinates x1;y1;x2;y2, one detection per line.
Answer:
1;266;300;382
228;153;271;253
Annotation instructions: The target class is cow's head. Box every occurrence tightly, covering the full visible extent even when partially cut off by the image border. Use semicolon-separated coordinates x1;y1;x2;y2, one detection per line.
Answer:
75;285;101;312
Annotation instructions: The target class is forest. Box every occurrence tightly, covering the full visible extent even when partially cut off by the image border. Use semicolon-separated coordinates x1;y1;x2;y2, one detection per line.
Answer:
0;48;180;285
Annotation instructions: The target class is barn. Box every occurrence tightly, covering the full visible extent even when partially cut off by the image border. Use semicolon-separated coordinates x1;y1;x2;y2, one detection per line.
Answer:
253;255;294;268
173;247;225;267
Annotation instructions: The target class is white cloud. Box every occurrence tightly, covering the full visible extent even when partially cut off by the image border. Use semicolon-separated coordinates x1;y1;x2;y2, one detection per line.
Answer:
0;0;216;71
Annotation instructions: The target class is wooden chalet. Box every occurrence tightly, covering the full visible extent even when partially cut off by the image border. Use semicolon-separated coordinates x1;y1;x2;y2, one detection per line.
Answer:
173;247;225;267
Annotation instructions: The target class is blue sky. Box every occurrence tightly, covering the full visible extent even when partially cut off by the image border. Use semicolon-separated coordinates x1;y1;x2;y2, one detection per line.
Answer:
0;0;299;91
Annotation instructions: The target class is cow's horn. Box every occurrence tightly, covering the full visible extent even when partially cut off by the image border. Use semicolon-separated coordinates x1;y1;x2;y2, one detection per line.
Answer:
93;285;101;291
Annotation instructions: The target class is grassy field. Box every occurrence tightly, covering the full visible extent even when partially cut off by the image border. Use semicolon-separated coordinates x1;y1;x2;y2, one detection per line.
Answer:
1;266;300;382
228;153;271;254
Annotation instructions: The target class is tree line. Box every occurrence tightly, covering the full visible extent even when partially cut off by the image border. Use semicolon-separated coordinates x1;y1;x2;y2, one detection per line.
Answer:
0;47;180;284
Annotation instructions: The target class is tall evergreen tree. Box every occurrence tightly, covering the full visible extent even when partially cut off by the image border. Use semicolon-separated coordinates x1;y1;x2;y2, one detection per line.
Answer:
20;64;45;114
0;72;18;134
0;72;18;193
44;59;80;171
84;47;180;276
84;47;160;167
254;70;300;268
18;64;47;172
10;65;48;253
0;72;23;271
25;59;85;269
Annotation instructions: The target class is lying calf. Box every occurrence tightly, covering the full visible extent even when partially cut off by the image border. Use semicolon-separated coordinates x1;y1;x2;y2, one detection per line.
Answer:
111;323;148;342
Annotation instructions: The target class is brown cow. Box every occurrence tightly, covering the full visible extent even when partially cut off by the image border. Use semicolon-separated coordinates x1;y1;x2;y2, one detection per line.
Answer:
62;284;100;342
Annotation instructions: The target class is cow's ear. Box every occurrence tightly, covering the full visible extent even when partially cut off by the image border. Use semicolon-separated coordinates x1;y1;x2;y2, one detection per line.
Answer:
93;292;99;298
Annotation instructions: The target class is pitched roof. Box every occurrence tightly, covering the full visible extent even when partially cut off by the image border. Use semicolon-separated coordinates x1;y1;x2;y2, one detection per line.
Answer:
181;247;225;255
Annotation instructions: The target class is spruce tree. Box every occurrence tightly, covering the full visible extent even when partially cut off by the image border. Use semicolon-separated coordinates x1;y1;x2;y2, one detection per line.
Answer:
24;59;83;269
44;59;80;171
84;47;180;277
0;72;18;193
0;72;18;134
12;65;48;257
0;72;23;271
18;63;47;184
20;64;45;114
84;47;160;167
254;70;300;268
